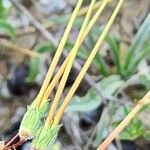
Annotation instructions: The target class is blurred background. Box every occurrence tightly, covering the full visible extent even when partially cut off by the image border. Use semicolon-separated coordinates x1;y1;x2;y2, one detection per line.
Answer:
0;0;150;149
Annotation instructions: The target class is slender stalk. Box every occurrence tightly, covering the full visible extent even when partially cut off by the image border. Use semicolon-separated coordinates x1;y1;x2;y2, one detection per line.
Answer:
41;54;70;106
44;0;96;128
39;0;110;108
10;0;111;109
5;133;19;147
77;1;102;16
97;91;150;150
34;0;84;109
54;0;124;125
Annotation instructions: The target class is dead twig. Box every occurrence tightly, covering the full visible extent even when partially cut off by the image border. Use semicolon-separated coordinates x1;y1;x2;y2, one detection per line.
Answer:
0;39;41;58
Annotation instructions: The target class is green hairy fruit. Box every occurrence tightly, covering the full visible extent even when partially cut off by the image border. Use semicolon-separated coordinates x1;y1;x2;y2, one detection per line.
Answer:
19;102;49;140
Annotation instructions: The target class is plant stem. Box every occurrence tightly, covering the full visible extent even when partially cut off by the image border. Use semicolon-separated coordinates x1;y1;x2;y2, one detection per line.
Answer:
5;133;19;147
44;0;96;128
40;0;110;108
97;91;150;150
10;0;111;110
54;0;124;126
34;0;84;109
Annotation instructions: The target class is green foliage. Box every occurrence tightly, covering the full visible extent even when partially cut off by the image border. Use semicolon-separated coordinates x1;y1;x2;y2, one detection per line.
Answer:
48;15;84;28
119;119;144;140
67;75;124;112
0;19;16;41
139;74;150;90
0;0;10;19
27;42;55;83
49;14;150;79
107;13;150;79
93;107;110;147
48;15;108;76
0;1;15;41
113;107;150;141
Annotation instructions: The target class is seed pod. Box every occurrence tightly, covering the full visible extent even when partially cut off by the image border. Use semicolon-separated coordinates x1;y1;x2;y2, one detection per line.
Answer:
19;102;49;140
32;123;61;150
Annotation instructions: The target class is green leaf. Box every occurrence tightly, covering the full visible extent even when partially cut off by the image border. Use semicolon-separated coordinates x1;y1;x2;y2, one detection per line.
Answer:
127;43;150;75
67;75;124;112
27;58;39;83
0;0;9;18
87;33;109;76
47;15;83;28
34;42;55;53
139;74;150;89
93;108;109;147
0;19;16;41
106;36;122;75
125;13;150;70
118;119;145;140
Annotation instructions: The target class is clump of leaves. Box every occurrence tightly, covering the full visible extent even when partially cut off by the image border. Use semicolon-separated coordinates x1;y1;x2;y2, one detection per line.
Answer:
0;0;10;18
107;13;150;79
0;0;16;41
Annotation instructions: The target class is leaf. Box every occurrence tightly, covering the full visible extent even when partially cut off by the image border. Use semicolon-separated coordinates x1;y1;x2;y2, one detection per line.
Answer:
27;58;40;83
93;108;110;147
34;42;55;53
118;119;145;140
87;33;109;76
27;42;55;82
127;43;150;76
125;13;150;70
0;0;9;18
139;74;150;89
67;75;124;112
112;106;145;141
106;36;122;75
0;19;16;41
47;15;83;28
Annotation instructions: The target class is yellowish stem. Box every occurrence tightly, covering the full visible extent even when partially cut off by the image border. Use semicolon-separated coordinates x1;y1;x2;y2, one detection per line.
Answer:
34;0;84;109
44;0;96;128
54;0;124;125
41;54;70;107
39;0;110;108
77;1;102;17
97;91;150;150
